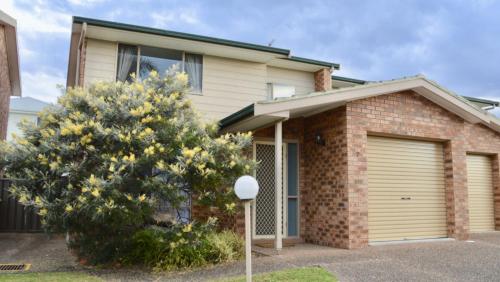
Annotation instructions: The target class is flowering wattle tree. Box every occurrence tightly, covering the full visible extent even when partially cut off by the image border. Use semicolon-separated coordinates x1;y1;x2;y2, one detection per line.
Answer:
0;69;254;262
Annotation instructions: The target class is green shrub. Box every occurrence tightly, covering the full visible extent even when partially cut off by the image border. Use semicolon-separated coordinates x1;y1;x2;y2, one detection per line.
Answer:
0;68;255;264
204;230;244;264
123;220;244;270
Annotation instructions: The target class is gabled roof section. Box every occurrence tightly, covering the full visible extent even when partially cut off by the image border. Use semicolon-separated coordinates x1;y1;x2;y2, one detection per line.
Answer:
331;75;499;111
221;75;500;133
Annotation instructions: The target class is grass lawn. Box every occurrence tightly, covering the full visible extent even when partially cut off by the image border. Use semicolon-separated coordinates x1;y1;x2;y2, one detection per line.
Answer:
0;272;103;282
217;266;337;282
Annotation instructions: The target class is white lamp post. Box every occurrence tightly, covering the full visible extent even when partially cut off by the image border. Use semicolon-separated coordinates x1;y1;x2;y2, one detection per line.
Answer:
234;175;259;282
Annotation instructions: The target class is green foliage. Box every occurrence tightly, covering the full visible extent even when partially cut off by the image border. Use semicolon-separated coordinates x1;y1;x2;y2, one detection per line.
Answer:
123;218;244;270
0;69;254;264
216;267;337;282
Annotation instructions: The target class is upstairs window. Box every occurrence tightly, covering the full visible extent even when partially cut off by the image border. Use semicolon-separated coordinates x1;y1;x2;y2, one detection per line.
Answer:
117;44;203;93
139;46;183;79
116;45;137;83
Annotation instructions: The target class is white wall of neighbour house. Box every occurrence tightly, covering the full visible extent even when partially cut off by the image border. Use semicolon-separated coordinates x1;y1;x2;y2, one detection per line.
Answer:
84;39;117;87
82;38;316;121
7;112;38;141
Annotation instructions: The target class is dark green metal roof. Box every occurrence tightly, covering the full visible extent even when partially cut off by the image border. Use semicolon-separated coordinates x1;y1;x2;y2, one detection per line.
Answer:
219;104;255;129
286;56;340;70
331;75;366;84
74;16;289;55
462;96;499;107
73;16;340;70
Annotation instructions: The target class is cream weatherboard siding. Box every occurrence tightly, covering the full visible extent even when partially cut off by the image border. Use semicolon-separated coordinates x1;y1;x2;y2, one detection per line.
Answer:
367;136;447;242
84;39;117;86
81;41;317;121
266;66;315;96
467;154;495;232
188;55;267;121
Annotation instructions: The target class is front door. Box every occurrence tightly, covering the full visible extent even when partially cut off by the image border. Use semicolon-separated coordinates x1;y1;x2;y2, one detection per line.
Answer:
253;142;299;239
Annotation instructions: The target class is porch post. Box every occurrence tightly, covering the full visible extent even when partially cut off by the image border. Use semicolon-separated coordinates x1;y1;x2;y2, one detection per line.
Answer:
275;120;283;250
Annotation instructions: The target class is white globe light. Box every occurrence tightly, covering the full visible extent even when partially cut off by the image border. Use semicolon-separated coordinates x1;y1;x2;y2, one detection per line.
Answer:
234;175;259;200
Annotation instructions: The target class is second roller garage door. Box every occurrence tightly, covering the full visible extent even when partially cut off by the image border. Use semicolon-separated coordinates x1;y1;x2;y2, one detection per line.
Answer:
467;154;495;232
367;136;447;242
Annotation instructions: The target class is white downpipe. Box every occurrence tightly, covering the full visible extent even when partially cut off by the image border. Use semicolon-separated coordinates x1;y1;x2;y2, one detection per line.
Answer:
275;121;283;250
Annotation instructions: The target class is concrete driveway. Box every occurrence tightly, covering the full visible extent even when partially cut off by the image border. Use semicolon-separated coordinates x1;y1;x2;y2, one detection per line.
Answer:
177;232;500;282
1;232;500;281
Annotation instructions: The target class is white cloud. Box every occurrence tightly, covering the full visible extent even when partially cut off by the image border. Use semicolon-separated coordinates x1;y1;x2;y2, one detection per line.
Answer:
67;0;108;7
2;0;71;36
21;71;65;103
151;8;200;28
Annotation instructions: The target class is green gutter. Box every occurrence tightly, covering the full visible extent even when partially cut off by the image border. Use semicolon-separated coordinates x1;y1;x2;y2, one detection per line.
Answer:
331;75;366;84
219;104;255;129
73;16;290;56
285;56;340;70
462;96;499;107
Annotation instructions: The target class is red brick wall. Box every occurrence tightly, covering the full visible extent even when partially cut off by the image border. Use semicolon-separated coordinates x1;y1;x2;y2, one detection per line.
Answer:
193;90;500;249
345;90;500;248
314;68;332;92
0;25;12;140
302;108;350;247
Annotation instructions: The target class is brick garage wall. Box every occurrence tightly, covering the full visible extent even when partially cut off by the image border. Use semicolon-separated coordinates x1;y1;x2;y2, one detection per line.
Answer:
302;108;350;248
232;113;351;247
194;90;500;249
344;90;500;248
0;25;12;141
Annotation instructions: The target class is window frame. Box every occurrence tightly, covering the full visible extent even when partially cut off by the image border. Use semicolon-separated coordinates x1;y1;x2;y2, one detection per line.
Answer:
115;43;203;95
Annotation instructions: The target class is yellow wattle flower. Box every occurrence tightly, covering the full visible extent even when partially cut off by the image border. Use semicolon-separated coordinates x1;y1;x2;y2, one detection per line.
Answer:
182;224;192;233
39;208;48;216
138;194;146;202
65;205;73;213
91;189;101;198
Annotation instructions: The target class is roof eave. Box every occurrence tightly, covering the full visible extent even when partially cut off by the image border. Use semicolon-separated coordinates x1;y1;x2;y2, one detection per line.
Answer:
462;96;499;107
73;16;290;56
331;75;366;84
285;56;340;70
219;103;255;130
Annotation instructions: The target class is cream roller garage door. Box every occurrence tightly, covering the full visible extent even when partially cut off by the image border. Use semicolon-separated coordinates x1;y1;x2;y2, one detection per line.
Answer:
367;136;447;242
467;155;495;232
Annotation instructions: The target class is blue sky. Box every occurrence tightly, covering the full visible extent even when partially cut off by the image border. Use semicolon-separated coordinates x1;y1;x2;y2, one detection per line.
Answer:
3;0;500;116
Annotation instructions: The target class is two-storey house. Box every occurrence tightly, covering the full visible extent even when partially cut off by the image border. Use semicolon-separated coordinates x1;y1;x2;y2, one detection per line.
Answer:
66;16;500;250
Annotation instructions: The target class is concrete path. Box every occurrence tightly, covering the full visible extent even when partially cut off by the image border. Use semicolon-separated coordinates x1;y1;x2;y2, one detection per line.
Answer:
177;232;500;282
2;232;500;281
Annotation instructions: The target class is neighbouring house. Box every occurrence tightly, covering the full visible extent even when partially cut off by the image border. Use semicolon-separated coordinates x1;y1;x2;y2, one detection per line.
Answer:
66;16;500;250
0;10;21;140
7;97;50;141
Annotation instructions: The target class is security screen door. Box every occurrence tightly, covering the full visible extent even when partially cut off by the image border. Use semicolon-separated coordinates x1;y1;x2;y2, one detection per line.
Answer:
253;142;299;239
